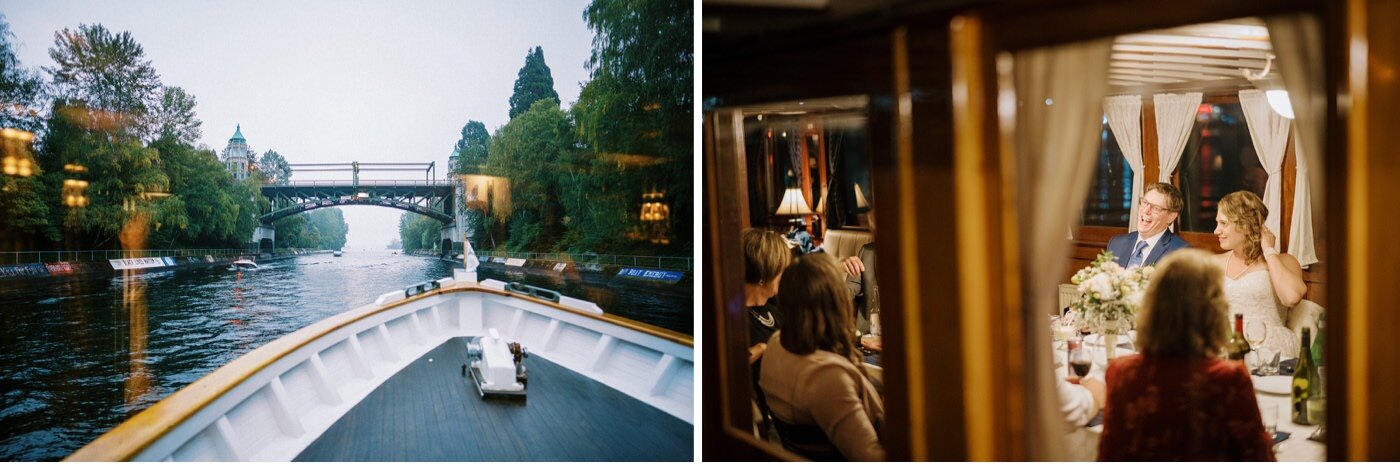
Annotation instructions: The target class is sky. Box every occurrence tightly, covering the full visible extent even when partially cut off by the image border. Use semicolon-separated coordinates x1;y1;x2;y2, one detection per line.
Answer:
1;0;596;250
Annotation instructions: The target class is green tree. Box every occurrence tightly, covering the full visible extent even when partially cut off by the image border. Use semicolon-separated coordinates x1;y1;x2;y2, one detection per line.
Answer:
151;85;201;145
451;120;489;174
40;100;170;248
258;150;291;184
274;208;347;250
46;24;162;140
486;99;575;252
146;138;256;248
397;212;440;252
0;14;55;245
507;47;560;120
1;14;45;134
577;0;694;253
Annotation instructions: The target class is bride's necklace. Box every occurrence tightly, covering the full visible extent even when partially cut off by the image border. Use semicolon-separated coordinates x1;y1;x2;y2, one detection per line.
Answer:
1226;252;1255;280
750;308;775;327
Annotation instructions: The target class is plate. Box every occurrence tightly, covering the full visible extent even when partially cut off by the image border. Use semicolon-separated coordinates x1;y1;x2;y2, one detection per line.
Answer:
1253;375;1291;395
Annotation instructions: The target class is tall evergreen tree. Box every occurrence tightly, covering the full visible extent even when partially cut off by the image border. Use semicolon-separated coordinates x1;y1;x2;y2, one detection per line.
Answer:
452;120;489;174
507;47;560;119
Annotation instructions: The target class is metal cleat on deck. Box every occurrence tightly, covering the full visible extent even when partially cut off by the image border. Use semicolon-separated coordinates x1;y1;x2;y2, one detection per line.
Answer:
462;328;527;398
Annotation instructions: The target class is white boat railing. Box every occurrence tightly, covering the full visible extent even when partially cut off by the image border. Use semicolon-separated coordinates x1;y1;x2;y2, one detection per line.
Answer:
67;278;693;462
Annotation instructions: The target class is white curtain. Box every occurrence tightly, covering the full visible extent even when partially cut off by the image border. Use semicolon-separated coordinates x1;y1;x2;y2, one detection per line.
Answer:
1103;95;1144;231
1153;92;1204;182
1013;38;1115;460
1267;14;1324;267
1238;89;1292;241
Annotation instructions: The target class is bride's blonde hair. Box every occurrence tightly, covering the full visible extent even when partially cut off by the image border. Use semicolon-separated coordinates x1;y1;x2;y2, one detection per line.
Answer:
1136;249;1230;358
1219;191;1268;264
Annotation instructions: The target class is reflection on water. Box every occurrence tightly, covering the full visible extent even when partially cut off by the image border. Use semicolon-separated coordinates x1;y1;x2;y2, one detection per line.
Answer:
0;252;454;461
475;265;691;335
0;251;690;461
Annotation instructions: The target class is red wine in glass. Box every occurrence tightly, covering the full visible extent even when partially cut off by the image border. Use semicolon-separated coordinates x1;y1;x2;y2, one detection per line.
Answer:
1070;360;1092;377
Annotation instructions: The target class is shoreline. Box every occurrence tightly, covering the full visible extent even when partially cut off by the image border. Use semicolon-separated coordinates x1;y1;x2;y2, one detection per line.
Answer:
0;250;331;287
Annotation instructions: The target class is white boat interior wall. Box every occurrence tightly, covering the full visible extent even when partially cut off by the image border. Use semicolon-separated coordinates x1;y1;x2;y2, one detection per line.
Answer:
70;273;693;461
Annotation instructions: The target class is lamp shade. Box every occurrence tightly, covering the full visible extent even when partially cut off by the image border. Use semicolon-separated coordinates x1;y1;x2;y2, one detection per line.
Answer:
775;187;813;216
1266;90;1296;119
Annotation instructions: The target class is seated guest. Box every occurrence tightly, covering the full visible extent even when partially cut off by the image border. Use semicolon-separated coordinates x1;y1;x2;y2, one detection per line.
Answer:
1106;182;1191;267
1214;190;1307;357
839;210;878;334
761;253;884;461
742;228;792;362
1099;249;1274;461
1059;374;1105;428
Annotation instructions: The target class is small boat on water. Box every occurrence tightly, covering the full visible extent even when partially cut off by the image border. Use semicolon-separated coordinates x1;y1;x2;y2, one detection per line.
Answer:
333;250;343;257
69;250;693;461
227;259;259;271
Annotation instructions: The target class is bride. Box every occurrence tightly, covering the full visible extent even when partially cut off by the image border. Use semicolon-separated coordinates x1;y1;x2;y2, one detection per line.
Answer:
1213;191;1308;357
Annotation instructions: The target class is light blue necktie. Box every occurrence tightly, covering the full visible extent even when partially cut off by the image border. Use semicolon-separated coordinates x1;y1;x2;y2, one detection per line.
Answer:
1127;240;1150;267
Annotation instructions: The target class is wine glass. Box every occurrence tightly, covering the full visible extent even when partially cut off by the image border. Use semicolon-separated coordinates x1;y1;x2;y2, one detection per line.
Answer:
1246;321;1268;351
1067;339;1092;381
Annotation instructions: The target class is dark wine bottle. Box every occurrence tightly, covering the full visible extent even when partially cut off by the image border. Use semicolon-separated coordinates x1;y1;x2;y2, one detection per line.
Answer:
1293;327;1322;425
1226;313;1251;361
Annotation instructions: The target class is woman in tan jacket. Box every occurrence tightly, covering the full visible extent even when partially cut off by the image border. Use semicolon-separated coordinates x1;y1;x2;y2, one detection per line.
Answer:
760;253;884;461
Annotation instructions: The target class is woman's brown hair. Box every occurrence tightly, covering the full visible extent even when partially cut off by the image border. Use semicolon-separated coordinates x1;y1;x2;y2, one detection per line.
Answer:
776;253;863;367
1219;190;1268;264
742;228;791;285
1135;249;1230;358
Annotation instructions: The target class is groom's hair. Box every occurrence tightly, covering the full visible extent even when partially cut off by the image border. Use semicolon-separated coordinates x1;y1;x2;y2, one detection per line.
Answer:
1145;182;1184;213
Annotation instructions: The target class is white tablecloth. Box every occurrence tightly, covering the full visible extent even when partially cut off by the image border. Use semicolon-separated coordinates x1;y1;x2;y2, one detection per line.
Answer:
1051;340;1325;461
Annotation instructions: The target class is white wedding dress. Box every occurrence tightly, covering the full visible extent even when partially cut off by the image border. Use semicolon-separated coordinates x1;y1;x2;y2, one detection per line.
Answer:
1224;269;1300;357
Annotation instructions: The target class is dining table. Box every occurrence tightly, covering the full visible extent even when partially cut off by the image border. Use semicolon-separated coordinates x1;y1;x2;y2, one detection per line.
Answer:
1052;333;1325;461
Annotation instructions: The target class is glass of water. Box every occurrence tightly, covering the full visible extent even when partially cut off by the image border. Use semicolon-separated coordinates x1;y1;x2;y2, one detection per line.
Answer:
1262;403;1279;436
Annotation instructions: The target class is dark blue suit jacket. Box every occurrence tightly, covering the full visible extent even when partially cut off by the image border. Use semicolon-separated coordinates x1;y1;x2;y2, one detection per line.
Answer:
1106;230;1190;267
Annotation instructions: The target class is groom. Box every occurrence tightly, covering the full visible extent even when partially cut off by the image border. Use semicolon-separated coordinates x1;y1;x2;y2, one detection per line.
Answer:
1106;182;1190;268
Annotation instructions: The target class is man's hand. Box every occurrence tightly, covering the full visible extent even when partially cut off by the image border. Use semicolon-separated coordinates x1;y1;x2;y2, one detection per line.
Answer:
842;255;865;277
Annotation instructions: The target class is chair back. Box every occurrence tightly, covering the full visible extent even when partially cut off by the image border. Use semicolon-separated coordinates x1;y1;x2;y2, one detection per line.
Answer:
822;229;873;262
1287;299;1324;343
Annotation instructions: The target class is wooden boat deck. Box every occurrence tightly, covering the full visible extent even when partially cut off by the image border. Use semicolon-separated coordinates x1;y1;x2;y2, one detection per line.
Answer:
294;337;692;461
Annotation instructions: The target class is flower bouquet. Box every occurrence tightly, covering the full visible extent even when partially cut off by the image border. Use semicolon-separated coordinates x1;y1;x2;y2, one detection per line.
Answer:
1068;250;1153;359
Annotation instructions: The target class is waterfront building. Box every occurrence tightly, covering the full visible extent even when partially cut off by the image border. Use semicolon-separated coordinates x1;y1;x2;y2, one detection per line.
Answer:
221;125;252;181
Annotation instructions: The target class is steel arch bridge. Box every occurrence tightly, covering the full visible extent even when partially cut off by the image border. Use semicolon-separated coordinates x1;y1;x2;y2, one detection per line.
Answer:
258;179;455;225
257;161;456;225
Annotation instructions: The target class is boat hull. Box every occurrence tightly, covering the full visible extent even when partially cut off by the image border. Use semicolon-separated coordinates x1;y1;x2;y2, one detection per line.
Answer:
67;275;693;461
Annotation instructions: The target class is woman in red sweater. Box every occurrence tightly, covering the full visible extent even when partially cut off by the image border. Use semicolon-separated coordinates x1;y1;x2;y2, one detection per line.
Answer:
1098;249;1275;461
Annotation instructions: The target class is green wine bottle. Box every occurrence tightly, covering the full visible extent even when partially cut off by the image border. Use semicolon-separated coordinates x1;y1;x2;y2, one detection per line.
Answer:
1312;313;1325;367
1292;327;1322;425
1226;314;1251;361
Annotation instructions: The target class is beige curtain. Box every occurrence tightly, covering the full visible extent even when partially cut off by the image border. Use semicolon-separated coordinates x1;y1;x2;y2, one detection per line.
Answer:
1266;14;1324;267
1153;92;1204;182
1012;38;1115;460
1238;89;1292;240
1103;95;1144;231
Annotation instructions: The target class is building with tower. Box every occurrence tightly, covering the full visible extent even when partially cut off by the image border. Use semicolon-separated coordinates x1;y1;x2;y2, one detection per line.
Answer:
221;124;252;181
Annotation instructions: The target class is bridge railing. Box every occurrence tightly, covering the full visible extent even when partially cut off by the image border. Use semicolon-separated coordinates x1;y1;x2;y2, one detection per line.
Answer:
0;248;256;266
266;180;453;187
474;250;692;271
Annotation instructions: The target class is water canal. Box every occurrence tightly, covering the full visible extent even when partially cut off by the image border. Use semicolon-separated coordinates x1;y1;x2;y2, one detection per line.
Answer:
0;251;690;461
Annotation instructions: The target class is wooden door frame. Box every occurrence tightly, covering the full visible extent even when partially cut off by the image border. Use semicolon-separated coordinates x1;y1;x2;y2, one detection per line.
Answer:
944;0;1355;460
